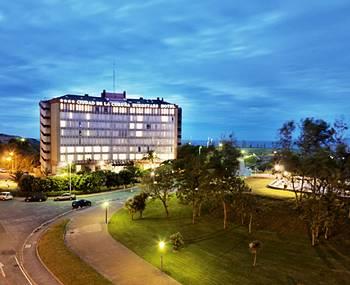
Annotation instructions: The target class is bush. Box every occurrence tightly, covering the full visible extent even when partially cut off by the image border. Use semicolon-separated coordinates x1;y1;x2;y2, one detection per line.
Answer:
169;232;184;251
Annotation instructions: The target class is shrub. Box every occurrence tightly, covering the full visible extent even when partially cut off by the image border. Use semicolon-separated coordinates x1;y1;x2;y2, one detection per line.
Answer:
169;232;184;251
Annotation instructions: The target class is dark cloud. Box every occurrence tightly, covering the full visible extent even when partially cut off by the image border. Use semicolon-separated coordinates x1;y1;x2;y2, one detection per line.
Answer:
0;0;349;140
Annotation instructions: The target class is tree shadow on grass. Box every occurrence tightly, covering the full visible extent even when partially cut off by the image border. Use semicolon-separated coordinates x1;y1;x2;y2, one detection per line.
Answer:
185;226;237;245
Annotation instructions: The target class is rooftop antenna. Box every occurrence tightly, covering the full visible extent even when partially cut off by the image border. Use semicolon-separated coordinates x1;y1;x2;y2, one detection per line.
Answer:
113;61;116;93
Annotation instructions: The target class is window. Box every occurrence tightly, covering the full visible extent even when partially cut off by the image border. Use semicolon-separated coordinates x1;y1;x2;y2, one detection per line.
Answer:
146;124;151;130
76;146;84;153
60;120;66;127
102;154;109;160
67;146;74;153
136;123;143;129
94;154;101;160
102;146;109;153
60;146;66;153
85;146;92;153
93;146;101;153
129;123;135;129
136;131;142;137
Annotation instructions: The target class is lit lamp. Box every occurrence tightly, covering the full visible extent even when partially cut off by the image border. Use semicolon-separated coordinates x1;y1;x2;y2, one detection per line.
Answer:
158;241;165;271
103;201;109;224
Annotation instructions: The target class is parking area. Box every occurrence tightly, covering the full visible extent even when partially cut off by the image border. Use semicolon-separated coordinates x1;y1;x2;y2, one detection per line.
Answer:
0;188;137;285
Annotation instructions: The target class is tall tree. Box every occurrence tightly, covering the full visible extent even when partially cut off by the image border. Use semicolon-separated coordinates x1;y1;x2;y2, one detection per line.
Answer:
142;162;175;217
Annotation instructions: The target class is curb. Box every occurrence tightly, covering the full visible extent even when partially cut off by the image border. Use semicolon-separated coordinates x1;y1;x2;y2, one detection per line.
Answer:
18;210;73;285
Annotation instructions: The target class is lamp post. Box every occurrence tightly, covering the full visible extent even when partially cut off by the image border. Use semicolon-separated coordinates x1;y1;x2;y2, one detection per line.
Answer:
158;241;165;271
103;201;109;224
68;162;72;195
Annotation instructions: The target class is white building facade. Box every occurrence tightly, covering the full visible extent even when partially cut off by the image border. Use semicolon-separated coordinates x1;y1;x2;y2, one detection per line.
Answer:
40;90;182;174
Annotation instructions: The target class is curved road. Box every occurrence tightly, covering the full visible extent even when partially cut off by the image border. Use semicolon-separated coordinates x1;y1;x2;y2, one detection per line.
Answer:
0;188;137;285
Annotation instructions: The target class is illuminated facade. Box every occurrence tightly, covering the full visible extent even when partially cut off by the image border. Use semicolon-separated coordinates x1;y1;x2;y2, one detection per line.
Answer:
40;90;182;174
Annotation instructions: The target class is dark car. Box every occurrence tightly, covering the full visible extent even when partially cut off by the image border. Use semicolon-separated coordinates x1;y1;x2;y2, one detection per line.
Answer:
72;199;91;209
24;193;47;202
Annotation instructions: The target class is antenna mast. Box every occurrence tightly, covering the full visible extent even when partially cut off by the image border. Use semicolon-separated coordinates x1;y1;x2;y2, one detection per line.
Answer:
113;61;116;93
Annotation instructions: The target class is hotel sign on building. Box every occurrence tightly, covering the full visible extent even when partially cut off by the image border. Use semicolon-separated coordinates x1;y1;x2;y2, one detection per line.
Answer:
39;90;182;174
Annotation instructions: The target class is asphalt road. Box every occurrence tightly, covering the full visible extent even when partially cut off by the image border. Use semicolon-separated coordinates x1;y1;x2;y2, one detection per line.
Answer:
0;188;137;285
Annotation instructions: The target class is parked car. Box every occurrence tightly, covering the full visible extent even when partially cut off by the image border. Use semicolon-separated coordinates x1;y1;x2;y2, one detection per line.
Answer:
72;199;91;209
54;192;76;201
0;192;13;201
24;193;47;202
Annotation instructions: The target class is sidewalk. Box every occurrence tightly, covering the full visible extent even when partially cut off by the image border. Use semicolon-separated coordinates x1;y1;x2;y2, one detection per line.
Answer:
65;203;181;285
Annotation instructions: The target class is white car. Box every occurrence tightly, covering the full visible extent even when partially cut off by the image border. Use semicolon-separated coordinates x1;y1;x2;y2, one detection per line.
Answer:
54;193;76;201
0;192;14;201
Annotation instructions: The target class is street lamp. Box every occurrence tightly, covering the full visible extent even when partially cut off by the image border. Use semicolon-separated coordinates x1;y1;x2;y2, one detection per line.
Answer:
103;201;109;224
158;241;165;271
62;161;72;195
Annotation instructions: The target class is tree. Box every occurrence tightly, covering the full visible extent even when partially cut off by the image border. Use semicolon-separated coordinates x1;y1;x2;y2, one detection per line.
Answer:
18;174;35;192
175;145;208;224
142;163;175;217
278;118;348;245
124;193;148;220
205;139;243;229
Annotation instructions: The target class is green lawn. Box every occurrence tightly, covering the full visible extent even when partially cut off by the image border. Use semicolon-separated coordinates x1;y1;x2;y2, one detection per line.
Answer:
245;176;296;199
38;220;112;285
109;198;350;285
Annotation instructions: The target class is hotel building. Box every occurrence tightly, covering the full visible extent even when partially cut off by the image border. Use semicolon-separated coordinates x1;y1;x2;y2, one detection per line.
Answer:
40;90;182;174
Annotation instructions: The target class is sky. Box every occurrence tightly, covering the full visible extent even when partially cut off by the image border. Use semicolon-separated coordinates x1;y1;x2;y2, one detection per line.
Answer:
0;0;349;141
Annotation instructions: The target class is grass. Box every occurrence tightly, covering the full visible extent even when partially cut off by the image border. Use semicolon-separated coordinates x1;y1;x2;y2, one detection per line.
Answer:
38;220;112;285
0;179;17;191
245;176;296;199
109;198;350;285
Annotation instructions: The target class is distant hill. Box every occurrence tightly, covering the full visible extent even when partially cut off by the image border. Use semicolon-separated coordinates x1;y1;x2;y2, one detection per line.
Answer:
0;133;39;152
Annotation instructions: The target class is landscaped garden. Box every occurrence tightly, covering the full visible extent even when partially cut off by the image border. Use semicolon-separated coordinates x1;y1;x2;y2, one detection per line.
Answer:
109;196;350;285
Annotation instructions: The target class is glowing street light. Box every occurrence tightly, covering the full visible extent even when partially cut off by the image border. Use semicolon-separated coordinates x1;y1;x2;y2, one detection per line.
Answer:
158;241;166;271
103;201;109;224
274;164;284;172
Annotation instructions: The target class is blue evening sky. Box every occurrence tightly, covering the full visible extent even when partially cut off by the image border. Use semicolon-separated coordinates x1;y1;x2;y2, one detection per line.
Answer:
0;0;349;141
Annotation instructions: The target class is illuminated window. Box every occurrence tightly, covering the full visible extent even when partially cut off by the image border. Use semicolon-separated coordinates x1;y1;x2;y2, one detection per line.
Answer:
102;146;109;153
136;123;142;129
119;154;126;160
85;146;92;153
60;155;66;162
161;116;168;122
129;123;135;129
67;154;74;162
67;146;74;153
102;154;109;160
136;131;142;137
60;146;66;153
94;154;101;160
136;115;143;121
112;154;118;160
93;146;101;152
85;154;92;160
60;120;66;127
86;114;91;120
76;146;84;153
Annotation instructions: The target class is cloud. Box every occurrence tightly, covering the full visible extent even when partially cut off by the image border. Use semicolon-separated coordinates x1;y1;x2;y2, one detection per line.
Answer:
0;0;349;140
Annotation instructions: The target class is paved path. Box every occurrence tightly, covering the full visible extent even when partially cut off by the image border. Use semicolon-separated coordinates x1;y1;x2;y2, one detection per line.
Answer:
65;202;181;285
